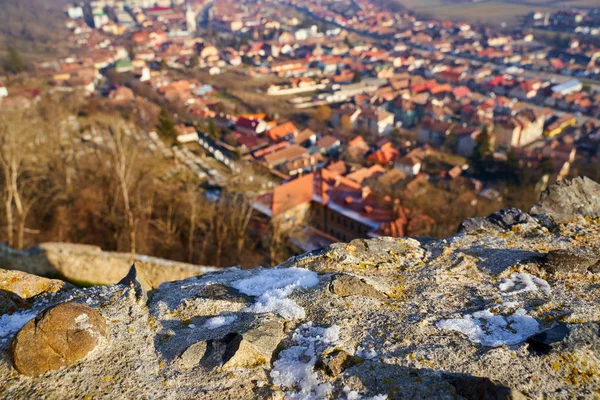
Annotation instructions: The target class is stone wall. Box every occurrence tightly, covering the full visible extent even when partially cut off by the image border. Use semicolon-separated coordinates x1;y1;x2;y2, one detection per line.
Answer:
0;242;217;287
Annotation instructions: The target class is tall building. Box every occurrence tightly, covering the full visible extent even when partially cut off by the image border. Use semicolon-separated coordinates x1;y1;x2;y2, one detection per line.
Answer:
186;2;197;33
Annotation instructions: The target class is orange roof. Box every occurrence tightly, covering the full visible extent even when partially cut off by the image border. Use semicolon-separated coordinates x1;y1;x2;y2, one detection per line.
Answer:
267;121;298;142
272;173;314;216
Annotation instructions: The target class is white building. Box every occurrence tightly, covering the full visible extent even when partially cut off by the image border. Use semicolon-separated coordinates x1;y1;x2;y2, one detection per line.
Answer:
67;6;84;19
186;2;197;33
551;80;583;96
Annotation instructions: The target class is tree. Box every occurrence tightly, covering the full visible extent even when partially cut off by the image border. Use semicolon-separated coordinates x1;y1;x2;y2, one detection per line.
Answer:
189;53;199;69
471;127;493;172
314;105;332;124
340;115;353;133
3;46;25;74
156;108;178;145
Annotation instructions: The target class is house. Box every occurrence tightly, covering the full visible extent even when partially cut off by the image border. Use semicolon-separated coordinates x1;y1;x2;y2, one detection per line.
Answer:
236;117;268;135
0;83;7;99
331;106;361;130
545;114;577;137
368;142;399;165
267;122;298;142
551;80;583;96
453;126;482;157
394;153;422;176
417;118;452;146
316;135;341;155
263;144;308;168
357;108;395;136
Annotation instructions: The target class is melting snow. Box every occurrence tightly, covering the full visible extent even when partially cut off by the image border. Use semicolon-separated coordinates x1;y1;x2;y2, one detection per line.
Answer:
231;267;320;320
499;272;551;296
203;315;237;330
270;322;340;399
0;311;37;341
356;345;378;360
436;308;540;347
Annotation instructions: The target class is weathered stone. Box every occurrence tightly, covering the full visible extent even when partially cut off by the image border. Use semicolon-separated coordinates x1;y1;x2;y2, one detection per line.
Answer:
0;289;30;314
11;302;107;376
199;283;252;304
0;269;70;299
458;217;503;234
315;349;363;376
222;319;285;368
542;249;600;274
487;208;536;229
527;323;570;354
118;262;153;304
329;274;386;300
459;208;534;234
530;176;600;223
446;375;526;400
177;341;208;370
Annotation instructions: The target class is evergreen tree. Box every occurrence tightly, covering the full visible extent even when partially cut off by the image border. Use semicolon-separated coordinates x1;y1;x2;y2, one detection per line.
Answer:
4;46;25;74
156;108;178;145
471;127;492;173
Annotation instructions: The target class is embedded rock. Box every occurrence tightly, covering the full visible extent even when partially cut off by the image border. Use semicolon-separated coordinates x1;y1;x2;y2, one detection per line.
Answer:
445;375;526;400
329;273;387;300
118;262;153;304
543;249;600;274
459;208;535;234
530;176;600;223
315;349;363;377
11;302;107;376
0;269;71;299
527;323;570;354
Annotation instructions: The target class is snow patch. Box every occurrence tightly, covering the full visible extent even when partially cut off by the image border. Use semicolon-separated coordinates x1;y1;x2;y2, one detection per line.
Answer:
203;315;237;330
231;267;320;320
436;308;540;347
343;386;388;400
270;322;340;399
499;272;551;296
0;311;37;341
356;345;378;360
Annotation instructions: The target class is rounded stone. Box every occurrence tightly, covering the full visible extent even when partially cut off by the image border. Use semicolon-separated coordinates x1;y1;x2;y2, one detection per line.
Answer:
11;302;107;376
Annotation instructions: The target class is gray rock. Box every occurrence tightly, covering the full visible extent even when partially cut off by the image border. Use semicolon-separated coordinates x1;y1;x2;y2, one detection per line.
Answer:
487;208;536;229
199;283;252;304
530;176;600;223
0;289;29;315
329;274;387;300
315;349;363;377
118;262;153;304
446;375;526;400
459;208;534;234
11;302;107;376
177;341;208;370
542;249;600;274
222;319;284;368
527;323;570;354
458;217;503;234
177;317;285;370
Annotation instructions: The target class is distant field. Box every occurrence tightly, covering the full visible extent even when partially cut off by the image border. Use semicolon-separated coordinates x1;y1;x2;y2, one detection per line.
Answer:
399;0;556;26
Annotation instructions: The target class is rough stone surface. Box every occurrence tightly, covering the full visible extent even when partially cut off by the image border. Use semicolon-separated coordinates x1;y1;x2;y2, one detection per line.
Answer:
446;375;526;400
118;263;153;304
0;242;217;286
0;178;600;398
329;273;387;299
543;249;600;274
0;269;70;299
530;176;600;223
11;302;107;376
316;349;363;376
527;323;571;354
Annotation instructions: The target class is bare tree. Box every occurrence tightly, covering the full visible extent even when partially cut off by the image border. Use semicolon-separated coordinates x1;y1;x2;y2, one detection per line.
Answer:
0;106;47;249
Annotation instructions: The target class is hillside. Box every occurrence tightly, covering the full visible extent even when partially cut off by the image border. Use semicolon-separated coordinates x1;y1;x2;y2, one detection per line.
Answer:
0;177;600;398
0;0;70;67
